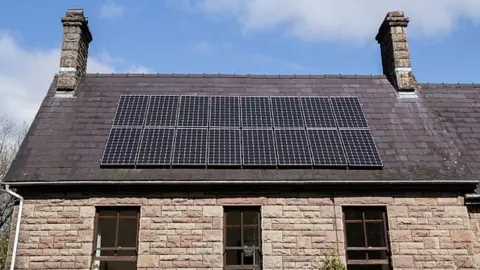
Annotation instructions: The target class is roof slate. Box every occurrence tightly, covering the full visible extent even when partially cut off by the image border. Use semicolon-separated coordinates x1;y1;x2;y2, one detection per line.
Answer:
4;74;480;186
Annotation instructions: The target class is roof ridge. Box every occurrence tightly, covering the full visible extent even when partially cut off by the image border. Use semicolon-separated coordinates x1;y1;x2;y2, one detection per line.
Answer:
85;73;387;79
419;82;480;89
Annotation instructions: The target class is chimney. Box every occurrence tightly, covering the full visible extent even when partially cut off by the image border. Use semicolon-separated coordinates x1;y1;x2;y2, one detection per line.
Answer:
375;11;415;91
57;8;92;91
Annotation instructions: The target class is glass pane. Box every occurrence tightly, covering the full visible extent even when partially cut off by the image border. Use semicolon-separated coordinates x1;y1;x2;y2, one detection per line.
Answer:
346;223;365;247
119;209;138;217
97;218;116;248
118;218;138;247
348;265;389;270
347;250;366;260
226;227;241;246
368;250;389;259
243;211;259;225
98;260;137;270
365;209;384;220
226;211;241;225
96;249;114;256
366;222;386;247
226;250;242;266
243;250;261;266
118;249;137;256
344;208;362;220
243;227;258;246
99;210;117;217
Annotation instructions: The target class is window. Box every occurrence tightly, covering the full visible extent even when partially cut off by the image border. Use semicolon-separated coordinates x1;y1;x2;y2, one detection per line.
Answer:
343;207;391;270
92;207;140;270
224;207;262;269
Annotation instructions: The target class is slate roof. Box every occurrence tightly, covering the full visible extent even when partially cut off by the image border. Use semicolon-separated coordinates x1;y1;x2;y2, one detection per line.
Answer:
3;73;480;187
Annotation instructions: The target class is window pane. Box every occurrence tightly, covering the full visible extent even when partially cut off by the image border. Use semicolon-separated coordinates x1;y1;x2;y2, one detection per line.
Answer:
243;250;261;266
243;227;259;246
243;211;258;225
120;210;138;217
118;218;138;247
98;260;137;270
365;209;384;220
99;210;117;217
346;223;365;247
96;249;114;257
347;250;366;260
226;211;241;225
344;208;362;220
366;222;386;247
97;218;116;248
118;249;137;256
348;265;389;270
367;250;389;260
226;227;241;246
226;250;242;265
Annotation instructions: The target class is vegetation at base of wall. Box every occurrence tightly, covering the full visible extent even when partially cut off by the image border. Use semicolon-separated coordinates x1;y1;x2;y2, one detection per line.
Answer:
0;235;8;270
319;253;347;270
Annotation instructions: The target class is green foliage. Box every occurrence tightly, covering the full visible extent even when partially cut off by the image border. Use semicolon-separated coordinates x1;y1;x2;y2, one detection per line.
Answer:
0;234;8;270
319;253;346;270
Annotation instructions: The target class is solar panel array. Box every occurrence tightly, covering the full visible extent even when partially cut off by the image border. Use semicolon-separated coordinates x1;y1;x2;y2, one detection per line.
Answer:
101;95;383;169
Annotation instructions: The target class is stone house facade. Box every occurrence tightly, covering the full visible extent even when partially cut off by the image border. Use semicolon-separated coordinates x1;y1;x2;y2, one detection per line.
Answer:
2;8;480;270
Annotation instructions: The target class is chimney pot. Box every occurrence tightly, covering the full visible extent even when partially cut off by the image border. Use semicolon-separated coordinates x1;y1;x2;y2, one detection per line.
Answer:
376;11;416;91
57;8;92;91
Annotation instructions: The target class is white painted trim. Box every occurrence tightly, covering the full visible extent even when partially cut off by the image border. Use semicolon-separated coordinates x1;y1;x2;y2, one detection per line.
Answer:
54;91;75;98
394;67;412;72
398;91;419;98
5;185;24;270
59;67;76;72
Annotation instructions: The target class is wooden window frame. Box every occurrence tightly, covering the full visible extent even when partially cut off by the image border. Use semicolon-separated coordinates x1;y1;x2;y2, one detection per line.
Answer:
224;206;262;270
342;206;392;268
92;207;140;263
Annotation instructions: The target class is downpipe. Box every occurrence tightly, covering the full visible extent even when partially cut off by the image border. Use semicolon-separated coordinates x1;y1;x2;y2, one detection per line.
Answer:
4;185;23;270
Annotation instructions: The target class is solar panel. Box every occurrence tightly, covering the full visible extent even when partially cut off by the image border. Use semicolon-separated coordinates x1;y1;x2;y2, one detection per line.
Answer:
145;95;179;127
210;96;240;127
172;128;208;166
330;97;368;128
307;129;347;167
242;129;277;166
208;129;241;166
340;129;382;167
177;96;209;127
113;95;149;126
271;97;305;128
100;127;142;166
241;97;273;128
301;97;336;128
274;129;312;166
136;128;175;166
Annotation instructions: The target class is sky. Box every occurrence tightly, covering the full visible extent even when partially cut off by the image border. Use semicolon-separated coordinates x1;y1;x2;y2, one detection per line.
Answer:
0;0;479;126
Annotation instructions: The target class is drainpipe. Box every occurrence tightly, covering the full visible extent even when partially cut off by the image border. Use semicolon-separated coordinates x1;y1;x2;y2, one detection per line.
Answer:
4;185;24;270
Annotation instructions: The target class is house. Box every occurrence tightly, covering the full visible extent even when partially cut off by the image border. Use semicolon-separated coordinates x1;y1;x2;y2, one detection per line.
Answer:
2;7;480;270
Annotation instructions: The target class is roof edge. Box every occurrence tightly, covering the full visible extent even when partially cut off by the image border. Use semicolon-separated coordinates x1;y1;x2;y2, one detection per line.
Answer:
84;73;388;79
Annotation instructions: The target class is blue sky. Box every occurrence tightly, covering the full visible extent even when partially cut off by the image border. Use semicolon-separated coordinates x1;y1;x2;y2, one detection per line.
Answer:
0;0;479;124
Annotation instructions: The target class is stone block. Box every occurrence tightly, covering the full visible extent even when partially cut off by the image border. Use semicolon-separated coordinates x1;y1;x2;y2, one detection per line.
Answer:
137;255;159;267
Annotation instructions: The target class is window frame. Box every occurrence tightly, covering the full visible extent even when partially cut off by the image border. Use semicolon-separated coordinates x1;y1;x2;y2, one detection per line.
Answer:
91;206;140;263
342;206;392;268
223;206;262;270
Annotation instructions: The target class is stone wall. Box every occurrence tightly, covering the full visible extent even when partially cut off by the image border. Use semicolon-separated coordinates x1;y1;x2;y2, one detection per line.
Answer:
5;192;479;270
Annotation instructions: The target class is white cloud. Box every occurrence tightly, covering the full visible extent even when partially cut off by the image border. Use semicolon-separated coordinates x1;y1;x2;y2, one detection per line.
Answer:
191;40;216;55
99;0;125;20
0;33;151;126
179;0;480;42
252;53;306;71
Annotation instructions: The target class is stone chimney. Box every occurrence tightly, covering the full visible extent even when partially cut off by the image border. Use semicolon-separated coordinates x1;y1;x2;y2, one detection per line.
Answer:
57;8;92;91
375;11;415;91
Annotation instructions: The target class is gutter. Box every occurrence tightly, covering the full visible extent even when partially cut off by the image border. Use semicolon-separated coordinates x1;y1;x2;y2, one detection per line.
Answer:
4;185;24;270
464;193;480;205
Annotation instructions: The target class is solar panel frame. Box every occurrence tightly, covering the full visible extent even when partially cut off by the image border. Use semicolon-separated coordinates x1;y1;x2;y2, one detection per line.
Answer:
340;129;383;168
274;129;313;167
208;128;242;167
145;95;180;127
177;95;210;127
112;95;150;127
240;96;274;128
307;129;348;167
271;96;305;128
330;96;369;129
241;129;277;167
209;96;241;128
100;127;143;167
136;127;176;167
300;97;337;128
171;128;208;167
